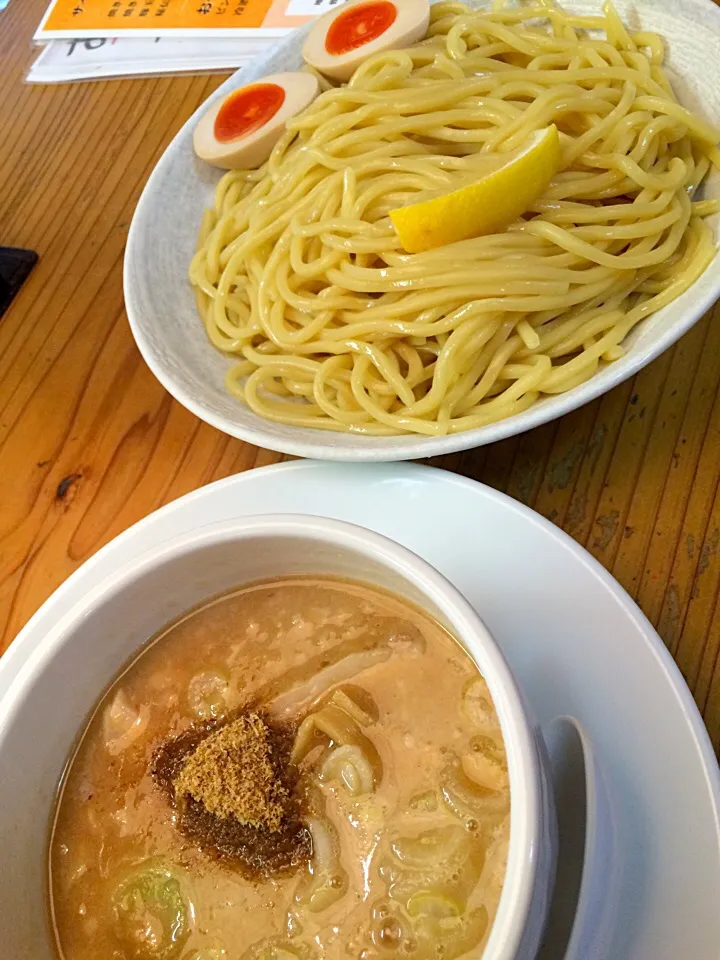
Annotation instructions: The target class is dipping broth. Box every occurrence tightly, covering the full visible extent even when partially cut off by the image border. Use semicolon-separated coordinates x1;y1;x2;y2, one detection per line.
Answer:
50;577;510;960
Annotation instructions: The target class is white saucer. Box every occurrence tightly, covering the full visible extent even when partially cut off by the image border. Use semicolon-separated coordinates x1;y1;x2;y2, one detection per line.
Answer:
3;462;719;957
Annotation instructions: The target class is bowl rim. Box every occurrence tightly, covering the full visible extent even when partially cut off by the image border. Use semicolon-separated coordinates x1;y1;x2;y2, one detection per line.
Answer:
0;513;543;960
123;0;720;462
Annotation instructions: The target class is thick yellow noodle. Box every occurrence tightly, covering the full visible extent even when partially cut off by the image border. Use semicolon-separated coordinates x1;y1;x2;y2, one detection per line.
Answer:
190;0;720;437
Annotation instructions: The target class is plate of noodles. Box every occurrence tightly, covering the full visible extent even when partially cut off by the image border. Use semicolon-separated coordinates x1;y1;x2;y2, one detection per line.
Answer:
125;0;720;461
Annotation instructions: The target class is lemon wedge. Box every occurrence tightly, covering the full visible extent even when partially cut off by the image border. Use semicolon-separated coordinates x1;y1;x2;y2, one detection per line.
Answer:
390;125;561;253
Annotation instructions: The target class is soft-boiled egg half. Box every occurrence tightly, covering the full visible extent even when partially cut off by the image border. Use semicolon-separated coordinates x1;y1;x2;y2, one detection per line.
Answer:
302;0;430;83
193;71;319;170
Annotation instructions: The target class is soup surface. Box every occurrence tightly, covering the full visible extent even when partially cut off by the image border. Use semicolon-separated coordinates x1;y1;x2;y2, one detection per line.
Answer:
50;577;510;960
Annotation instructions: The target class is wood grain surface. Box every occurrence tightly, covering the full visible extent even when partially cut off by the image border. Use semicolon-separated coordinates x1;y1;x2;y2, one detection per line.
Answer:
1;0;720;753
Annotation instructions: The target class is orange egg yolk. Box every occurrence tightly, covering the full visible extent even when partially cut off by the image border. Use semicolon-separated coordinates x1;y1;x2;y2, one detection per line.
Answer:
325;1;398;57
214;83;286;144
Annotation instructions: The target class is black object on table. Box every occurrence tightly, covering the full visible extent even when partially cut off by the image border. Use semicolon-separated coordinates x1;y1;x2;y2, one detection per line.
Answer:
0;246;38;318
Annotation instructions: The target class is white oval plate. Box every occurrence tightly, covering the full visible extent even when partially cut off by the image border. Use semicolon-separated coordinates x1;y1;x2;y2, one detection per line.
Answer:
124;0;720;461
2;461;719;957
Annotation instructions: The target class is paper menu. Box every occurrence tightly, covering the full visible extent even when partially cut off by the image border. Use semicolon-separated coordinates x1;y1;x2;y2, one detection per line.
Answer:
27;35;263;83
34;0;346;41
285;0;344;12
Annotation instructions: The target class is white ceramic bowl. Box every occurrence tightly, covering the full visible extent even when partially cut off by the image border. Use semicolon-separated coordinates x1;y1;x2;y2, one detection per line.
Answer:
0;515;555;960
124;0;720;462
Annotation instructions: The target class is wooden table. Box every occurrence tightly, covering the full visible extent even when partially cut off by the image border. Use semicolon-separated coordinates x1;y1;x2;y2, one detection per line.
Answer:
2;0;720;754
